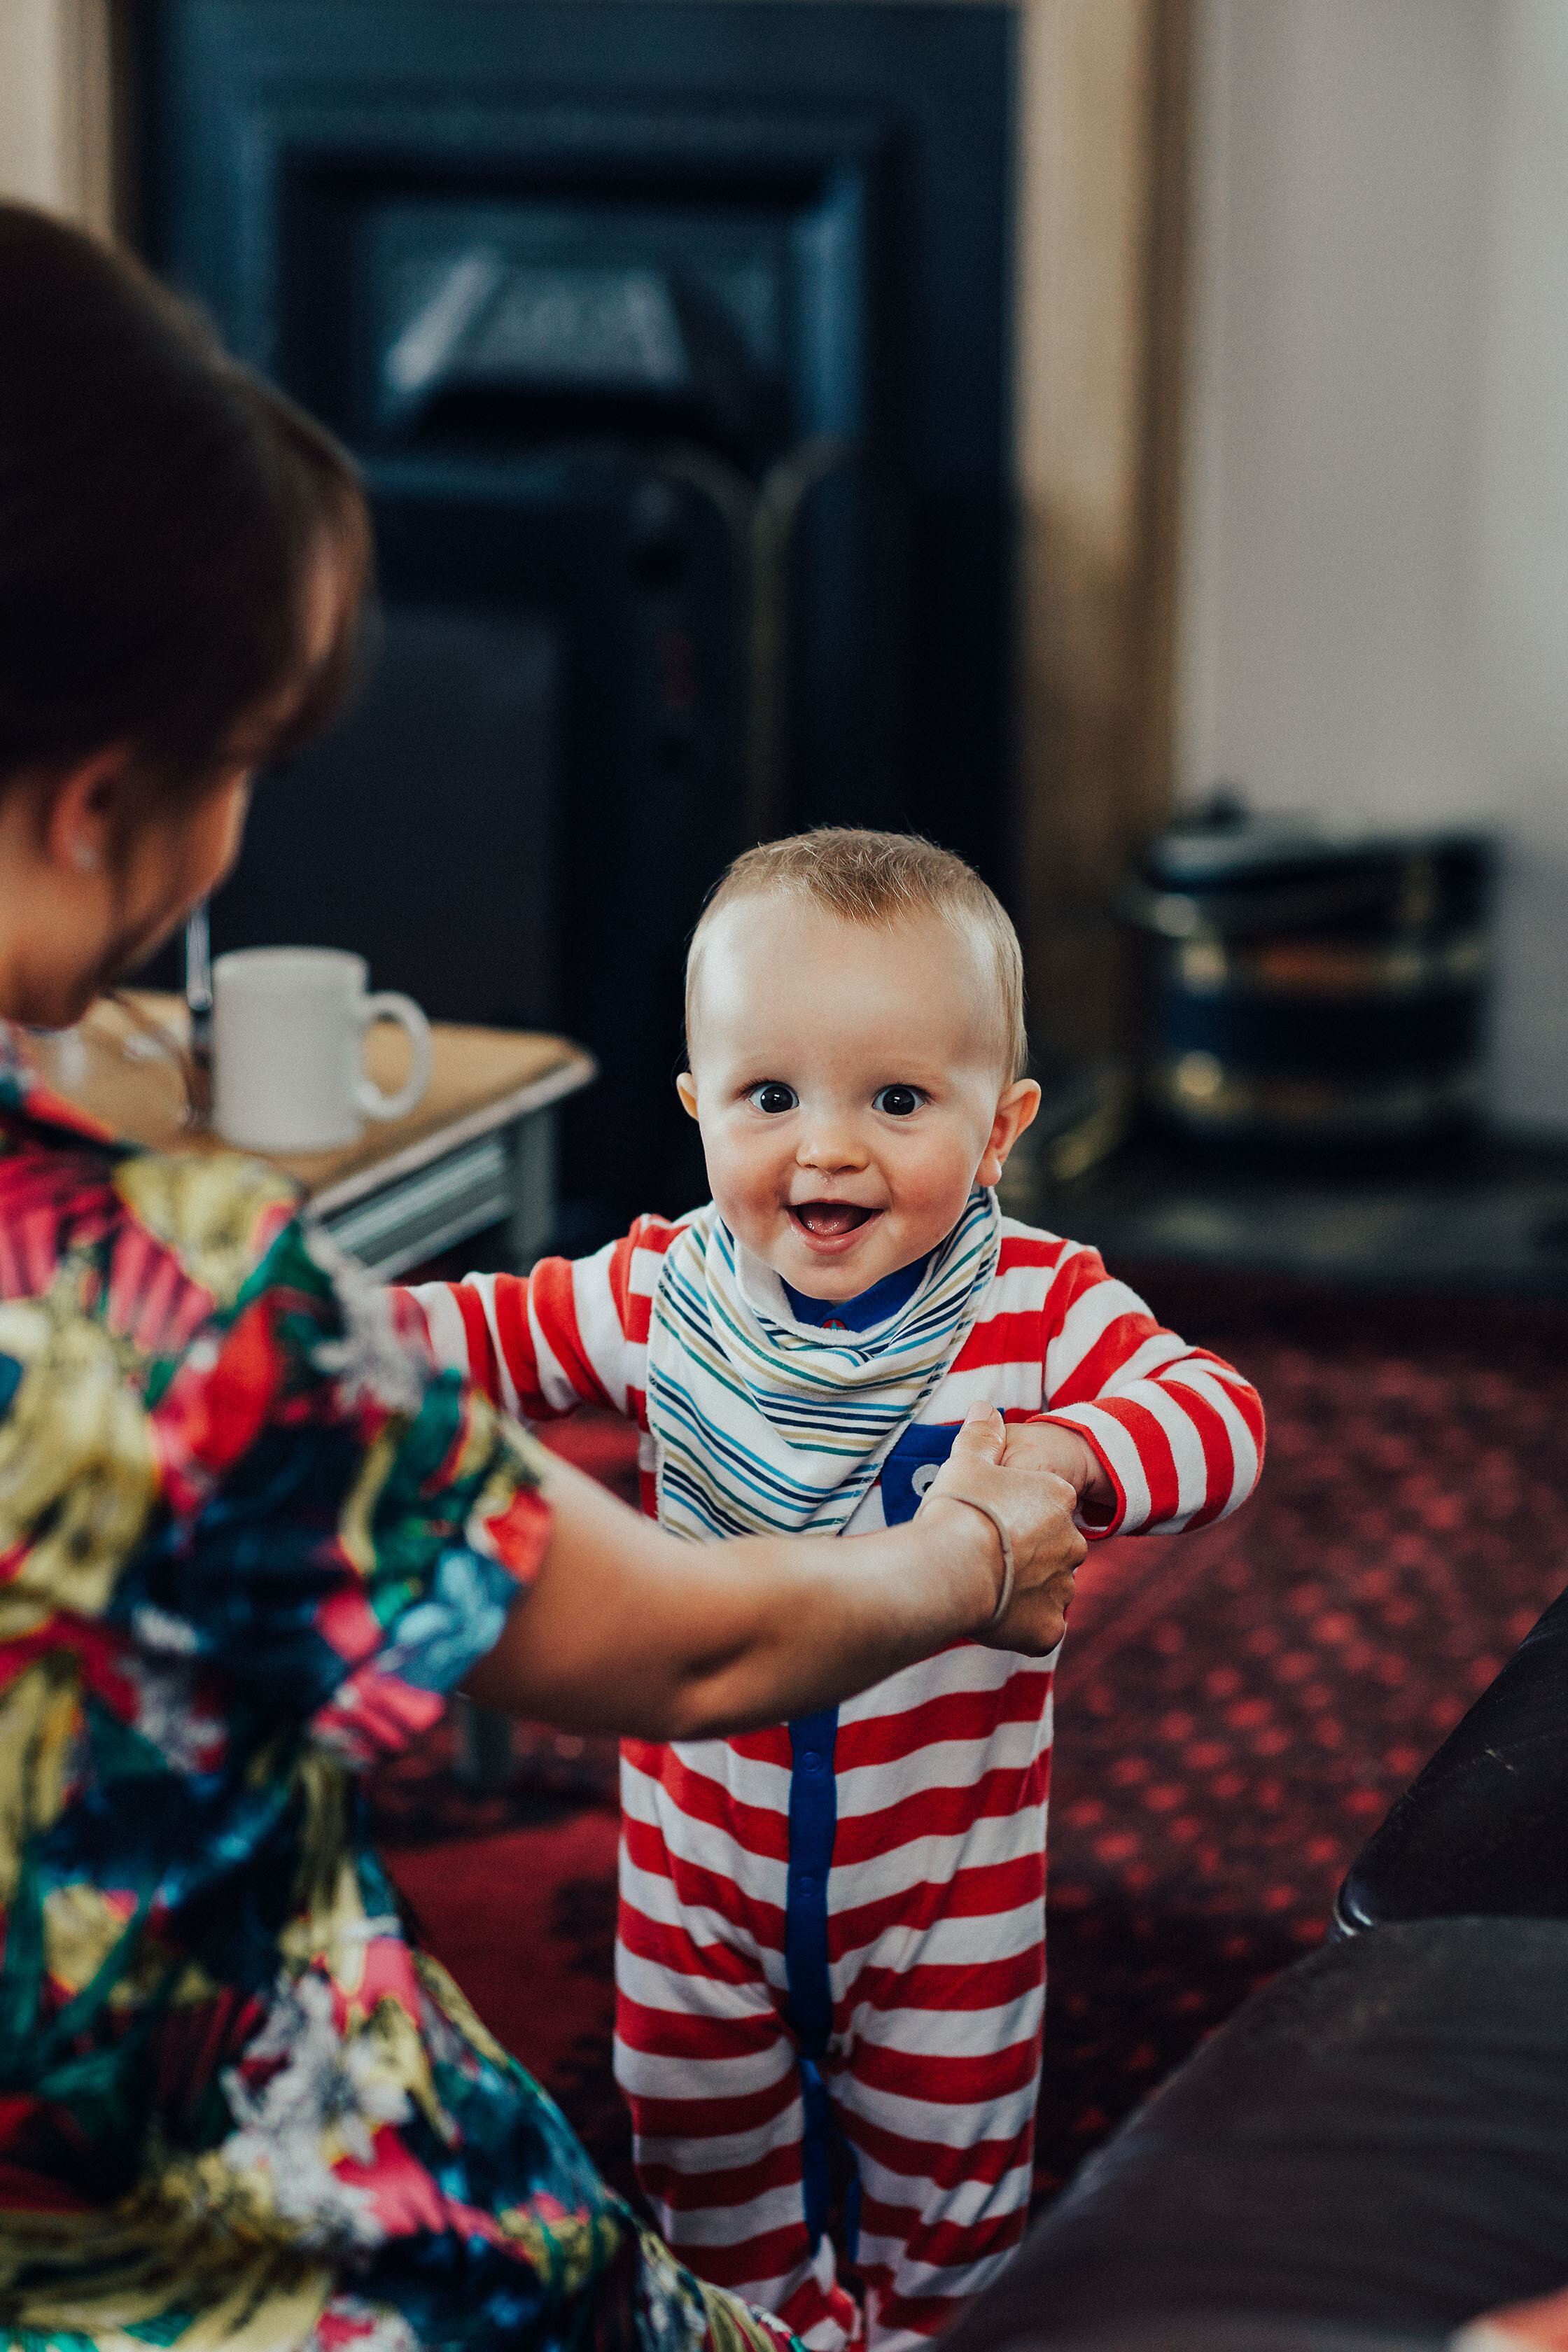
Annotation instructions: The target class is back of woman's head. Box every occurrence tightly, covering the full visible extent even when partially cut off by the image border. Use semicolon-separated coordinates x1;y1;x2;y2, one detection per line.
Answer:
0;204;370;797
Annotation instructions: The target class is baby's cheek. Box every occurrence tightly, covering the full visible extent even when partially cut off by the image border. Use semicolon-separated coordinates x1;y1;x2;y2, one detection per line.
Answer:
894;1144;982;1232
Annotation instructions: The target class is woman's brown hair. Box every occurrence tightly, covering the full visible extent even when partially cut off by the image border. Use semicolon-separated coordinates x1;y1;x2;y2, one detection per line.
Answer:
0;203;370;799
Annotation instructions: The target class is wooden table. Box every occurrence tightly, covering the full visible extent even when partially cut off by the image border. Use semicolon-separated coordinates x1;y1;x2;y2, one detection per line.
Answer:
41;994;597;1278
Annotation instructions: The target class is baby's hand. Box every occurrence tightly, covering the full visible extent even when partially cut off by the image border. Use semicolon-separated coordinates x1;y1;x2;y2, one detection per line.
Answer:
1001;1419;1116;1525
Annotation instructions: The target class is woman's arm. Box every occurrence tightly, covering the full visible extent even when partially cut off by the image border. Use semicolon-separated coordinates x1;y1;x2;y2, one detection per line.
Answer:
464;1404;1086;1739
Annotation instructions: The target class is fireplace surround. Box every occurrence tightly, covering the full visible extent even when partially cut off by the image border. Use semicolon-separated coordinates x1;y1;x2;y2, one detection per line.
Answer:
135;0;1016;1234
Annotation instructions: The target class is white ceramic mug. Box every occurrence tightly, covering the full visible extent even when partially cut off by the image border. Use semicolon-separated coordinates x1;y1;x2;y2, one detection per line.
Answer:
213;947;432;1152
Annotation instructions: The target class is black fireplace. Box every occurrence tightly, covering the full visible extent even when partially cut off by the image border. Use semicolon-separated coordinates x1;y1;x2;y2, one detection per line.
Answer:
135;0;1016;1236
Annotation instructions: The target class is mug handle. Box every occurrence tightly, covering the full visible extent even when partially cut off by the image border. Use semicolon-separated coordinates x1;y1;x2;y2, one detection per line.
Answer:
357;993;433;1123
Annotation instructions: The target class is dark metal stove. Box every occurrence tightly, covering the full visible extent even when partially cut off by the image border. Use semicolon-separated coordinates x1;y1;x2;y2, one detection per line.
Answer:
135;0;1016;1235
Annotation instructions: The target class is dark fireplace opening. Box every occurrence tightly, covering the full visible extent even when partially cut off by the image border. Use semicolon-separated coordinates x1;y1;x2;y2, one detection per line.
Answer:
136;0;1015;1239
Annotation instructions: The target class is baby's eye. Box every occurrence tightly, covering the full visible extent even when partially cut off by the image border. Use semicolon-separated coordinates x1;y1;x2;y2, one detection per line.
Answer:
748;1082;798;1115
874;1085;924;1118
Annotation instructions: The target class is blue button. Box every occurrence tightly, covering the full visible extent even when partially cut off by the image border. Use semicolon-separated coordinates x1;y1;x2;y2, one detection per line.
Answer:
799;1751;822;1771
797;1875;816;1895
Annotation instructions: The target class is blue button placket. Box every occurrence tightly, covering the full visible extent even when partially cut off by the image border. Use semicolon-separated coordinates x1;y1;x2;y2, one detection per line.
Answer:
775;1262;929;2272
784;1708;860;2262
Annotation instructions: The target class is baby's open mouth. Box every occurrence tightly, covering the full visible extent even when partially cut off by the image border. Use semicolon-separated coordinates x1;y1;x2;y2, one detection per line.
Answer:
790;1201;876;1240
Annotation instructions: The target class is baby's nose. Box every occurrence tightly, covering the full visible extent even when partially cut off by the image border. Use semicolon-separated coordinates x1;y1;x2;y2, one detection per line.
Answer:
797;1118;868;1169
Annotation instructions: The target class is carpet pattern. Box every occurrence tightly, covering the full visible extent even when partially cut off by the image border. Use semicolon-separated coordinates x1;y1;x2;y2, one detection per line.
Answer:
370;1272;1568;2207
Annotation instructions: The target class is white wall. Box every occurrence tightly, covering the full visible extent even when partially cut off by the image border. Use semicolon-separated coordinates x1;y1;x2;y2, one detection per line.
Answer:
0;0;111;228
1179;0;1568;1133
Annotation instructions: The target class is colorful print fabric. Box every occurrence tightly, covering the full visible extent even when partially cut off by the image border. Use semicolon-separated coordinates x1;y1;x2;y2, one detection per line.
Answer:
0;1026;793;2352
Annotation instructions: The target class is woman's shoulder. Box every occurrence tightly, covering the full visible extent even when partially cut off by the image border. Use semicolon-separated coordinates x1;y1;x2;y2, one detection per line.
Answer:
0;1035;300;1298
113;1144;303;1310
0;1107;554;1732
0;1105;312;1357
0;1075;399;1374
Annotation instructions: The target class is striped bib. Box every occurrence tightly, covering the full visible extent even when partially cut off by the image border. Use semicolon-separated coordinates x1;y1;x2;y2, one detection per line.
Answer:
647;1186;1002;1541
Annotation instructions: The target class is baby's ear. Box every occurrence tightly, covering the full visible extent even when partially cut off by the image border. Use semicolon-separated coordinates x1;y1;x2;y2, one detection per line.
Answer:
676;1072;701;1121
977;1078;1042;1185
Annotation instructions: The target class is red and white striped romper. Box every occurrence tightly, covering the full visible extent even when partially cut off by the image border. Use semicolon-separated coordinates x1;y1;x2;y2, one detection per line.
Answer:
402;1212;1264;2351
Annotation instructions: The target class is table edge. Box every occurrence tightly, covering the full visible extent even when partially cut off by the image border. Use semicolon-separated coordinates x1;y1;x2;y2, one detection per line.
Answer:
308;1048;598;1213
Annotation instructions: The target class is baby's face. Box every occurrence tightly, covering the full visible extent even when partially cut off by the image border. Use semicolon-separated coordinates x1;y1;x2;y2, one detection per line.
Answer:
680;895;1037;1301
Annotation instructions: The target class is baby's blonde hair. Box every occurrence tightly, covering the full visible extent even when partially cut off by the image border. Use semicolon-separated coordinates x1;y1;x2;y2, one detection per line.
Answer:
686;827;1028;1079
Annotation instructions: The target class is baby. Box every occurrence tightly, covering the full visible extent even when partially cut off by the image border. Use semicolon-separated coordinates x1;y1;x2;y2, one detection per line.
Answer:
402;830;1264;2352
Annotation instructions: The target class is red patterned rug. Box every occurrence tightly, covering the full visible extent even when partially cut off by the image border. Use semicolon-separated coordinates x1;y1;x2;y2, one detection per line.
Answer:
370;1271;1568;2208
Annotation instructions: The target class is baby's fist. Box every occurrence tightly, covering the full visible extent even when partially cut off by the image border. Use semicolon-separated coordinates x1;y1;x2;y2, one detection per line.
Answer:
1002;1420;1116;1524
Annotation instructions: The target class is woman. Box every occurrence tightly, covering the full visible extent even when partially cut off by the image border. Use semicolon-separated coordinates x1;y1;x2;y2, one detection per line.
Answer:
0;204;1085;2351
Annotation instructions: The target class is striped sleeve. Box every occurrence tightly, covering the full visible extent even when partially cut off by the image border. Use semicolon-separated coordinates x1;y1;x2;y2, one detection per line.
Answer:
395;1212;686;1431
1032;1238;1265;1539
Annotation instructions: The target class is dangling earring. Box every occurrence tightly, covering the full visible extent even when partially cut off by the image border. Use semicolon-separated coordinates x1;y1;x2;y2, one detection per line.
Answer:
71;841;100;874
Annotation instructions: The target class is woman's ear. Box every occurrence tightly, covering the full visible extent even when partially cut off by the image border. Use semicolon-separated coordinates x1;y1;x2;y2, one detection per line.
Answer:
976;1078;1041;1188
676;1072;701;1121
41;744;134;877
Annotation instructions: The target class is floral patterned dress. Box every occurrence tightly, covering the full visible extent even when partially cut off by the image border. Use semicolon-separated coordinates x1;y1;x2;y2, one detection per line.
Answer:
0;1030;793;2352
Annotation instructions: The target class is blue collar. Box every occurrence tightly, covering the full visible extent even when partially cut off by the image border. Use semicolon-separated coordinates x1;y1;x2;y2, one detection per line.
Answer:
781;1254;930;1334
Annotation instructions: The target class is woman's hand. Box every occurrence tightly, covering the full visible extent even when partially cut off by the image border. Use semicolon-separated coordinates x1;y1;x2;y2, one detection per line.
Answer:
465;1400;1091;1738
918;1404;1088;1655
